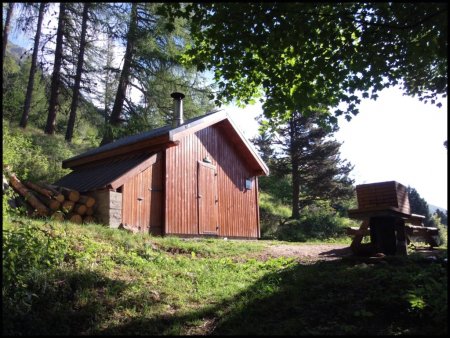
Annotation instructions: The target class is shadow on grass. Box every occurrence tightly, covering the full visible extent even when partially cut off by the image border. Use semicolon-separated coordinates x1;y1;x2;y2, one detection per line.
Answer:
101;256;447;335
2;269;130;336
318;246;353;259
4;255;447;335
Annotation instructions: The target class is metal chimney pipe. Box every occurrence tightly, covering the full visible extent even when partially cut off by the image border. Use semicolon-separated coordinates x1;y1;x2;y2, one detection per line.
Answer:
171;92;185;127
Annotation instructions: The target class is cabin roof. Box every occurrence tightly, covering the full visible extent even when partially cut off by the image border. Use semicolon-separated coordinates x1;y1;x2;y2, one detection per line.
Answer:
61;111;269;176
54;152;154;192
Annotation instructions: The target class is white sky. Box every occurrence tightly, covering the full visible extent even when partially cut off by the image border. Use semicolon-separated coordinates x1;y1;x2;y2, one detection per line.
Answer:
225;88;448;209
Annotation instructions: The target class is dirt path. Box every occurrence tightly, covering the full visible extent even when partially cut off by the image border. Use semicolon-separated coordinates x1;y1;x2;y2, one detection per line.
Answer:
257;243;352;263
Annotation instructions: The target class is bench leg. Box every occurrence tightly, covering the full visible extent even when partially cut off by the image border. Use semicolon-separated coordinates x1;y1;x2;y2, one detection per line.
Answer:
350;219;375;256
395;220;407;256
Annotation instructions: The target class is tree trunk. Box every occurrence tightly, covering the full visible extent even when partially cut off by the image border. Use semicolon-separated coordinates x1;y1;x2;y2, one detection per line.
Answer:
44;3;66;135
65;3;90;142
291;156;300;219
35;193;61;211
2;3;14;71
58;186;80;202
9;174;49;216
24;180;53;199
38;182;65;202
100;3;138;145
289;117;301;219
20;2;46;129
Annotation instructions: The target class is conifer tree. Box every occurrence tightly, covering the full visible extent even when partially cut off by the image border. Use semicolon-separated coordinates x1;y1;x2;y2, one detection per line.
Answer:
20;2;47;129
264;109;354;218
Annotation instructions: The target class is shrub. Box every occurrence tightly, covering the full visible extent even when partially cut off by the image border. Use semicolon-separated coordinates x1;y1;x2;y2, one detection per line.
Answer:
3;123;50;181
259;192;291;239
2;122;77;184
276;204;359;242
2;220;70;315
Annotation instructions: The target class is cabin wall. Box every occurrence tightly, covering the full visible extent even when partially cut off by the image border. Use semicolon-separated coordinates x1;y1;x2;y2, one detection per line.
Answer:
121;153;163;235
165;125;259;238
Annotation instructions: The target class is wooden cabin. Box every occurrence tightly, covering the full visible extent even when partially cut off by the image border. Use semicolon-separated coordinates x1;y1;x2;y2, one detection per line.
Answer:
55;94;269;238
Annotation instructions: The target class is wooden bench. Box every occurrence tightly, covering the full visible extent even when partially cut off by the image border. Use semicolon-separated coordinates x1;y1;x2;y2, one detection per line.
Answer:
346;181;440;256
346;214;441;253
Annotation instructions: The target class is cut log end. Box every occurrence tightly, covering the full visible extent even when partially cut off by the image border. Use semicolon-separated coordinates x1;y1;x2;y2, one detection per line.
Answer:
68;214;83;224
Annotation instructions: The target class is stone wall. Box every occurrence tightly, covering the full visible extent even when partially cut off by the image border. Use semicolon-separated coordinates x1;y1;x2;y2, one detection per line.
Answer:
88;189;122;228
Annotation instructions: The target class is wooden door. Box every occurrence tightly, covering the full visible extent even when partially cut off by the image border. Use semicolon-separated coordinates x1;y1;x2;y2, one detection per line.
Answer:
197;161;218;234
122;156;162;234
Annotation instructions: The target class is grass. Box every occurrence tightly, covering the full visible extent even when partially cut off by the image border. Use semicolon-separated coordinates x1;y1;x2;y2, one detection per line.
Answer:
2;217;447;335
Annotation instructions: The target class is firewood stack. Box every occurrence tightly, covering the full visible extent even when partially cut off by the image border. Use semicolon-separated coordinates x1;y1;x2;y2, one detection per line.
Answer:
7;173;96;224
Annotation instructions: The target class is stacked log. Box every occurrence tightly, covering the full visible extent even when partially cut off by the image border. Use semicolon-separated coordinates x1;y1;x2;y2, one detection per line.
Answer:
7;173;97;224
9;174;49;216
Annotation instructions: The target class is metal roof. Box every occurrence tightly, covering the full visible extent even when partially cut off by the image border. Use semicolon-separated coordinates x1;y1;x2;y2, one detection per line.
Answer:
57;111;269;191
54;152;153;192
64;113;213;165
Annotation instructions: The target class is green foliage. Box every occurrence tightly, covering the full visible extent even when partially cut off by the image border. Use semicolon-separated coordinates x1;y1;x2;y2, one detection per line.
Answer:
434;209;447;226
2;122;50;181
407;186;432;225
276;204;359;242
259;191;358;242
2;220;70;316
162;3;447;126
259;175;292;206
430;214;448;248
258;192;291;239
2;123;77;183
2;51;49;126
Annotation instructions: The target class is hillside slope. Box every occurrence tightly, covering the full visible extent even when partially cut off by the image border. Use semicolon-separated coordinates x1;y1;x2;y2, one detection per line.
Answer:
2;217;447;335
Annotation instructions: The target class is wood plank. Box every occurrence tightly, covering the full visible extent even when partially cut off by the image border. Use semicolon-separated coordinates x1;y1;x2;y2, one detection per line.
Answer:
110;152;161;189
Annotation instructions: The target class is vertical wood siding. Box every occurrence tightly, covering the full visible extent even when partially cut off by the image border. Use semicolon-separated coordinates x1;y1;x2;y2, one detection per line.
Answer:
198;161;219;234
122;153;163;234
165;125;259;238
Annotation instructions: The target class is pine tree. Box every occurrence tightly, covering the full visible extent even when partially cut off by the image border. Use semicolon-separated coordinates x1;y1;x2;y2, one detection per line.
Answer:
2;3;15;71
267;109;354;218
44;3;66;135
20;2;47;129
407;186;431;225
65;3;90;142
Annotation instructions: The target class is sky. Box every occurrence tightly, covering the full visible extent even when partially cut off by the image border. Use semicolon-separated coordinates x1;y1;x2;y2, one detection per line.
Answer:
225;89;448;210
7;6;448;210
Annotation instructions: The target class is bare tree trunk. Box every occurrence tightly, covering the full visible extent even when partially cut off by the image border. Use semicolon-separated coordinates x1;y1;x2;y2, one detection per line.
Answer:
290;117;301;219
65;3;90;142
2;3;14;71
44;3;66;135
20;2;46;129
100;3;138;145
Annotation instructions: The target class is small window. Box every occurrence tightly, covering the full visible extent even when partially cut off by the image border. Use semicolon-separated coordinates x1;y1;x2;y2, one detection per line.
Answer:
245;178;253;190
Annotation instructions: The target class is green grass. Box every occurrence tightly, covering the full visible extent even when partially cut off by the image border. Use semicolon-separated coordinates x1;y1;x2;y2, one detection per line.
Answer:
2;217;447;335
